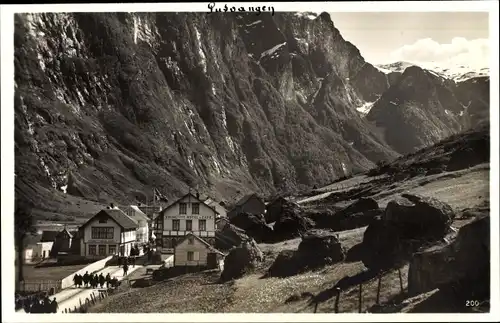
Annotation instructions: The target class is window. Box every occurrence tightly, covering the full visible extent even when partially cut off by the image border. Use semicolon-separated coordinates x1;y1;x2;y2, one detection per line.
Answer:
91;227;114;240
179;203;187;214
98;245;106;256
172;219;180;231
164;238;173;248
188;236;194;245
186;220;192;231
187;251;194;261
88;245;96;255
109;245;117;255
192;203;200;214
99;218;107;223
199;219;206;231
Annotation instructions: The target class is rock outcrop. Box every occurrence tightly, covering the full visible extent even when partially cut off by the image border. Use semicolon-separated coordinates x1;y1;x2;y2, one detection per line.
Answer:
407;211;489;296
215;223;250;251
266;229;344;277
362;194;456;269
272;211;315;242
229;212;273;243
306;197;382;231
367;66;466;155
220;239;263;282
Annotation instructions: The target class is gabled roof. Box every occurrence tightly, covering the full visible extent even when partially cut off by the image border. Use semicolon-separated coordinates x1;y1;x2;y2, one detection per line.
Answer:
234;193;262;207
40;231;59;242
175;233;225;256
127;205;151;222
159;192;220;216
216;217;230;224
81;209;138;230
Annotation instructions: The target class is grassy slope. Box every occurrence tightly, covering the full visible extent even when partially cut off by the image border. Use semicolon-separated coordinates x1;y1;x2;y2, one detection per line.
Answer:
90;160;488;313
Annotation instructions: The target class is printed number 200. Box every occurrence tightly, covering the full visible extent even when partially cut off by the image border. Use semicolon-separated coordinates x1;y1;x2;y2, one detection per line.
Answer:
466;300;480;307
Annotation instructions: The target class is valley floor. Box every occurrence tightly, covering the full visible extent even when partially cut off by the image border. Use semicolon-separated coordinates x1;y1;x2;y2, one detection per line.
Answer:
90;163;489;313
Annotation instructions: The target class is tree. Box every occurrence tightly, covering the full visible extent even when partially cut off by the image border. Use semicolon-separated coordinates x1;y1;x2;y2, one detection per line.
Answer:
15;196;36;288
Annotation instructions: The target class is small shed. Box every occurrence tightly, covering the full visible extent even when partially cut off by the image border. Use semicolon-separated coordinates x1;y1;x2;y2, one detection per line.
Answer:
174;233;225;269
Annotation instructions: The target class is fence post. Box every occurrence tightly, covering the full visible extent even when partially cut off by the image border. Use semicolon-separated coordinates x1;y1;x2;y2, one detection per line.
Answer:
314;301;318;313
358;283;363;313
398;268;404;293
376;276;382;304
79;298;82;307
74;306;77;312
334;287;341;313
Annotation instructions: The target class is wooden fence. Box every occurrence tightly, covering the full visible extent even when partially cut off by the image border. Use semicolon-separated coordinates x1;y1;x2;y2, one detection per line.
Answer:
313;267;407;313
62;289;111;313
18;280;62;293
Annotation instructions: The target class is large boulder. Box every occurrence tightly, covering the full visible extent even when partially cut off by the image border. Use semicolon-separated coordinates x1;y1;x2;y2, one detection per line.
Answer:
265;197;302;223
220;239;263;282
408;211;489;296
266;229;345;277
272;212;315;241
230;212;273;242
336;197;379;217
306;198;382;231
266;250;298;278
296;229;345;266
216;223;250;251
384;194;455;238
362;194;456;269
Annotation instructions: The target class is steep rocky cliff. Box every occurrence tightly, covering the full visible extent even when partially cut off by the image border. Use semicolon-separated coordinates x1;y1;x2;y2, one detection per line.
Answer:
367;66;470;155
14;12;488;218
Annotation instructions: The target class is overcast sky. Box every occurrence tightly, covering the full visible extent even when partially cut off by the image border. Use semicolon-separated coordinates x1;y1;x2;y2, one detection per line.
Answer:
328;12;490;67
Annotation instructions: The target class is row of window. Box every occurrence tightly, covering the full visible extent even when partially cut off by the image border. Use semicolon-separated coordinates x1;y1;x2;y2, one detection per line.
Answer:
88;244;117;256
171;219;206;231
178;202;199;214
91;227;114;240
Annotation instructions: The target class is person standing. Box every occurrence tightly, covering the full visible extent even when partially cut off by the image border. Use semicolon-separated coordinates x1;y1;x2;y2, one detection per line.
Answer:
123;263;129;276
105;273;111;289
99;273;105;288
83;272;89;287
50;298;58;313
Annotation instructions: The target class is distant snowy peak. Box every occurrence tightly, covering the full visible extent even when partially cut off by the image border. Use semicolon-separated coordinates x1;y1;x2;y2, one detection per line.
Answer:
375;61;489;82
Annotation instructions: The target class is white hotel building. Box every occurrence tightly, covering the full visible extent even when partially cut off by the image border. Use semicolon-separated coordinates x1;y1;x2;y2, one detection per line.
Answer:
156;193;218;253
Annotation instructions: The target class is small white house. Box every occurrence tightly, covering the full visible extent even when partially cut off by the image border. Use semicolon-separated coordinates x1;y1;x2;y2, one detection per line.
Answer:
23;242;53;262
124;205;151;244
79;208;138;259
174;233;225;268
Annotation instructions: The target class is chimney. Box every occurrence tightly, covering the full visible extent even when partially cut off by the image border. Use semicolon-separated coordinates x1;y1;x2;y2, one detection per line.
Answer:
110;203;114;209
196;192;200;199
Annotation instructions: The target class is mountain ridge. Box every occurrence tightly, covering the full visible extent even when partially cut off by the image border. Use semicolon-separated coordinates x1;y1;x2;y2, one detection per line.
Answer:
14;12;489;219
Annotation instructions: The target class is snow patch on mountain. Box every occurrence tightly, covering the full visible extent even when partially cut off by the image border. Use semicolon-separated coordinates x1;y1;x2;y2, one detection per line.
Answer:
376;61;489;82
357;101;375;115
260;42;287;60
294;12;320;20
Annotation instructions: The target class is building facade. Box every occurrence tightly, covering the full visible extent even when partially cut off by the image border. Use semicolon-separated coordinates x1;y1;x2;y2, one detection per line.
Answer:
123;205;151;244
174;233;224;268
159;193;218;253
79;209;138;259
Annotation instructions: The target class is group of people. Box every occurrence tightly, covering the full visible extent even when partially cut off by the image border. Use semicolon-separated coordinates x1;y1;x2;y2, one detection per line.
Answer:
15;293;58;313
73;272;119;289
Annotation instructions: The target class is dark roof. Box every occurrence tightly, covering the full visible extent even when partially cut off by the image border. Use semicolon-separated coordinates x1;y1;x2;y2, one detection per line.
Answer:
234;193;262;207
40;231;59;242
176;233;225;256
159;193;220;216
81;209;138;230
